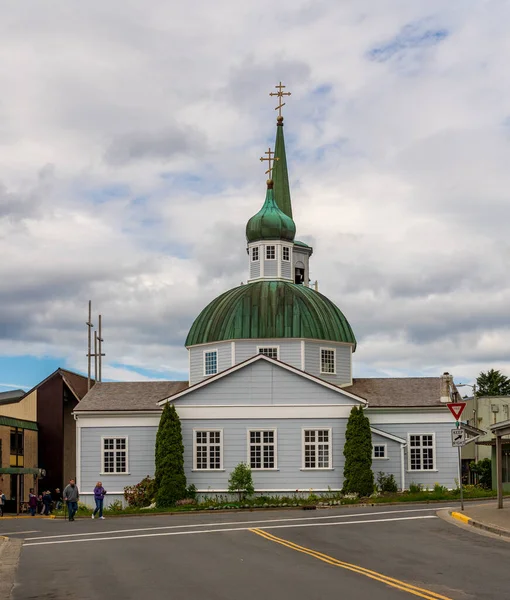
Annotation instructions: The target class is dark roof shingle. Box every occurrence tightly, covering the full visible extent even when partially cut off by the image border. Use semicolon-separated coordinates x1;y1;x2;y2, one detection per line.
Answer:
75;381;189;412
344;377;442;408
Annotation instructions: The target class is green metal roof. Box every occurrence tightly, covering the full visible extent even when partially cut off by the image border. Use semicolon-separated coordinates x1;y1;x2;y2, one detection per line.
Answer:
0;416;38;431
246;185;296;243
294;240;310;248
186;280;356;347
272;117;292;219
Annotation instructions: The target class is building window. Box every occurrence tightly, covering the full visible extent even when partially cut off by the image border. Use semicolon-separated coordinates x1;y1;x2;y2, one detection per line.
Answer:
373;445;387;459
282;247;290;261
249;430;276;469
204;350;218;376
102;438;128;474
303;429;331;469
409;434;435;471
320;348;336;374
266;245;276;260
252;246;259;262
258;347;279;360
195;430;222;470
9;428;24;467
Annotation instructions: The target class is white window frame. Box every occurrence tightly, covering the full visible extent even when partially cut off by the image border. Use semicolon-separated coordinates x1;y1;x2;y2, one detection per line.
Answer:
203;349;218;376
266;245;276;260
320;347;336;374
407;433;436;472
282;246;291;262
372;444;388;459
257;346;280;360
251;246;259;262
101;436;129;475
301;428;333;470
247;429;278;470
193;429;224;471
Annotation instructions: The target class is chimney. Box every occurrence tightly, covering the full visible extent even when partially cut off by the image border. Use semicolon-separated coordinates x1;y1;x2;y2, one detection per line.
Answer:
440;372;453;403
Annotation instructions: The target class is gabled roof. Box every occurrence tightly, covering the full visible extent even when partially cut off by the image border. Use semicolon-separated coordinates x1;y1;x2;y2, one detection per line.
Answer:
19;368;92;402
370;426;406;445
345;377;443;408
75;380;189;412
159;354;367;406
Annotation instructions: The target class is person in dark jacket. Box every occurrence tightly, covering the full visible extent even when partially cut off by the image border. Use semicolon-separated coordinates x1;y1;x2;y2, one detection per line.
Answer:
92;481;107;519
42;490;53;515
53;488;62;510
28;489;38;516
0;489;5;517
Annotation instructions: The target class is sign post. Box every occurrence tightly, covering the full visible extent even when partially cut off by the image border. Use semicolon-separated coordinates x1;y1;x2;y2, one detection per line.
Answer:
447;402;466;511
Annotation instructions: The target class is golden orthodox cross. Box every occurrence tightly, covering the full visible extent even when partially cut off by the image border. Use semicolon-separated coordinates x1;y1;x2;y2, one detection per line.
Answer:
260;147;279;178
270;81;291;118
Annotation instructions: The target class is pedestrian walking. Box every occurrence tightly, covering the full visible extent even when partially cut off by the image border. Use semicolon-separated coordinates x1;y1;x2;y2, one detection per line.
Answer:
53;488;62;510
92;481;107;520
0;489;5;517
28;489;38;516
63;478;80;521
42;490;53;515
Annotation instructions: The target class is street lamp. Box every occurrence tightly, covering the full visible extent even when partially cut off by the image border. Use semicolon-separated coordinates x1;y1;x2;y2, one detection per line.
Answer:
456;382;478;463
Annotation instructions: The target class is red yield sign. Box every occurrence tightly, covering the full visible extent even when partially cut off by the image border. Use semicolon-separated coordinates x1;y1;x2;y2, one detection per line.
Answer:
447;402;466;421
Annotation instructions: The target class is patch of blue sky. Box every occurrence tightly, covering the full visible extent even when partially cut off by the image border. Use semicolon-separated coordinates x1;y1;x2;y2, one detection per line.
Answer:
367;21;449;63
84;183;131;205
0;355;65;391
159;171;225;194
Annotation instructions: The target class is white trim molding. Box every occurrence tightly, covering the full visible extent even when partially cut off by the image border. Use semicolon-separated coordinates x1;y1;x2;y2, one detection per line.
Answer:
367;411;453;425
177;404;359;420
203;348;219;376
370;426;406;445
76;415;161;428
231;341;235;366
101;436;129;475
407;432;436;472
300;340;305;371
193;428;223;470
320;347;336;375
372;444;388;459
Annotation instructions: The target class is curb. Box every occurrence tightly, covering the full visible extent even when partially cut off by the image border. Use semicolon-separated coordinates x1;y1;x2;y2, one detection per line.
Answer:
449;511;510;538
0;515;55;520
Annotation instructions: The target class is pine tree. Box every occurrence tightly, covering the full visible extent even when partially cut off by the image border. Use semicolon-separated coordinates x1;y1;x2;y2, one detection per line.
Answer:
154;403;187;507
343;406;374;496
476;369;510;396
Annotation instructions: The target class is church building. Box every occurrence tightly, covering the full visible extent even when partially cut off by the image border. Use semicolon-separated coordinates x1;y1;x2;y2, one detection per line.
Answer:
75;90;460;506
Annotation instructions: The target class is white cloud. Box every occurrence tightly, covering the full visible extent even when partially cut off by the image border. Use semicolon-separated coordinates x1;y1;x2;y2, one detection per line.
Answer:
1;0;509;383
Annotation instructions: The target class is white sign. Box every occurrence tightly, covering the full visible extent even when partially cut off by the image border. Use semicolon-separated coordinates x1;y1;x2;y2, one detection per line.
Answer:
451;428;466;447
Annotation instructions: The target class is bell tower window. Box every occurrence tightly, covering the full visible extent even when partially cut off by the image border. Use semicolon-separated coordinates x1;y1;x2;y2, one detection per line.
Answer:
282;247;290;261
266;245;276;260
252;247;259;261
295;267;305;284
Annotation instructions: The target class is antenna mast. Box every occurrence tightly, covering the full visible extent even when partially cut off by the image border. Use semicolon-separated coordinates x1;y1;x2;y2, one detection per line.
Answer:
86;301;94;391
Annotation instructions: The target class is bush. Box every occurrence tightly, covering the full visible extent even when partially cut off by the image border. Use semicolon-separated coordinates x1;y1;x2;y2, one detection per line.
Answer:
433;483;448;494
377;472;398;493
155;404;187;507
107;500;124;512
343;406;374;496
408;482;422;494
228;463;254;501
470;458;492;489
124;476;156;508
186;484;197;500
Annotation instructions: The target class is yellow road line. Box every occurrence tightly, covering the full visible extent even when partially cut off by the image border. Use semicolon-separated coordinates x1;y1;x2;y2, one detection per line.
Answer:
450;512;470;525
250;528;453;600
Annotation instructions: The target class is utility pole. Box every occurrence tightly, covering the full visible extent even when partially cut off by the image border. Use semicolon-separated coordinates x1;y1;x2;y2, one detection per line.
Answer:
94;331;98;383
86;301;94;392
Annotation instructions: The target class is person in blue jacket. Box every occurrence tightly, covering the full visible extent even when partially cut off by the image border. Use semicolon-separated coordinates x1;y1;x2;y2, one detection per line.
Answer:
92;481;107;520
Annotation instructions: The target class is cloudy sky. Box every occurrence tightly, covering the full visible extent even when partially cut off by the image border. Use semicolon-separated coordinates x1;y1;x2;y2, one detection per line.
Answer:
1;0;509;391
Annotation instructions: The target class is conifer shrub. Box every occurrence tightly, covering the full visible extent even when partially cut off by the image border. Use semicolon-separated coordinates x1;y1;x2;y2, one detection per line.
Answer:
155;404;187;507
228;463;255;501
343;406;374;496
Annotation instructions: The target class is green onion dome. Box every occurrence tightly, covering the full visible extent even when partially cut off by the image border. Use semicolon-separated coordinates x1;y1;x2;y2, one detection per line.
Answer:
246;183;296;243
186;280;356;348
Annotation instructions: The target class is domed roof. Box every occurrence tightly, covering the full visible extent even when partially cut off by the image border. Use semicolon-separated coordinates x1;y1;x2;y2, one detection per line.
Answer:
246;185;296;243
186;281;356;348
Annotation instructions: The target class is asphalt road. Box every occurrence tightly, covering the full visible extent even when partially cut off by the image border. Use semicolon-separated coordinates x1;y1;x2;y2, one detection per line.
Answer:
2;504;509;600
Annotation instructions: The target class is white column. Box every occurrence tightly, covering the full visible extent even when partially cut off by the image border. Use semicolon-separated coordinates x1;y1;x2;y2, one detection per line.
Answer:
400;444;406;491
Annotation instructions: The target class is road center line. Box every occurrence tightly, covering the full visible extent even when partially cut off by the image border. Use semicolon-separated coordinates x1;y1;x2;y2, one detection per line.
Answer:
251;528;452;600
24;507;443;541
22;515;437;546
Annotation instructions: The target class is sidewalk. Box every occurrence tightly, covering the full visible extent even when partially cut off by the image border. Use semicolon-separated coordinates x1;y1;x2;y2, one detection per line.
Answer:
450;502;510;538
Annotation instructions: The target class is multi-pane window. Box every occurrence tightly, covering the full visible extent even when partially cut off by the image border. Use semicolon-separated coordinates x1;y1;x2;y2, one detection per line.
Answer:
373;445;386;459
303;429;331;469
9;428;24;467
320;348;336;374
252;247;259;261
102;438;128;473
258;347;278;360
249;430;276;469
195;431;222;470
266;245;276;260
409;434;434;470
282;247;290;261
204;350;218;376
